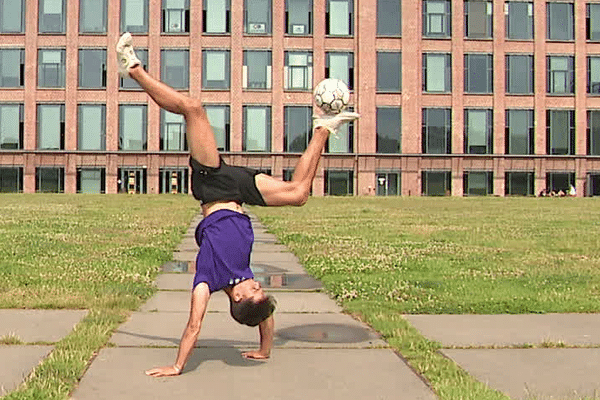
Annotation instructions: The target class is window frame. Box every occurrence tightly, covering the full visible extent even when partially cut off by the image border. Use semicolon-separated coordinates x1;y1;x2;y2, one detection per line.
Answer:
377;0;401;37
505;109;534;155
325;170;354;196
80;0;108;33
243;105;271;152
243;50;272;90
327;51;354;90
377;51;401;93
422;170;451;196
37;103;65;150
423;0;451;38
546;109;575;155
77;168;106;194
118;104;148;151
376;107;401;154
162;0;190;34
202;49;231;90
0;48;24;88
285;0;312;35
77;104;106;151
506;54;534;94
464;0;493;39
284;51;313;91
204;104;230;151
422;52;452;93
79;49;107;89
326;0;353;36
38;48;66;88
39;0;66;34
244;0;272;35
422;108;452;154
505;171;535;196
203;0;231;34
463;171;493;196
587;110;600;155
36;167;65;193
547;2;574;41
120;0;149;33
161;49;189;89
464;53;494;94
0;166;23;193
0;103;24;150
547;55;575;95
505;1;534;40
0;0;25;33
284;106;312;153
160;109;188;151
464;109;493;155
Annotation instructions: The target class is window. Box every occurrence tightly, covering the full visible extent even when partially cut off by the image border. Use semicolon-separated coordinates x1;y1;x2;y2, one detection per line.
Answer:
422;108;451;154
327;0;353;36
203;0;230;34
505;172;534;196
506;109;534;155
0;49;24;87
285;51;312;90
118;168;147;194
465;109;492;154
205;105;230;151
37;104;65;150
327;52;354;90
286;0;312;35
376;172;400;196
588;174;600;196
79;49;107;89
38;49;66;88
327;109;354;153
377;107;401;153
161;110;187;151
465;53;493;93
39;0;65;33
80;0;107;33
423;0;451;38
422;171;451;196
547;2;574;41
202;50;230;89
547;109;575;155
506;54;533;94
547;56;574;94
463;171;493;196
162;0;189;33
243;51;272;90
243;106;271;151
588;110;600;155
423;53;451;92
0;104;23;149
377;0;401;36
588;56;600;94
77;168;105;194
121;0;148;33
0;167;22;193
285;106;312;152
36;167;64;193
506;2;533;40
159;168;188;194
0;0;25;33
377;52;400;92
78;104;106;150
161;49;189;89
119;105;147;150
546;171;575;193
245;0;271;34
588;3;600;41
120;49;148;90
465;0;492;39
325;170;353;195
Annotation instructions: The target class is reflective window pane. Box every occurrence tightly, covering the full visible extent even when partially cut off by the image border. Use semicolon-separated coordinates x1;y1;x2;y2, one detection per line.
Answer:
161;49;189;89
506;109;534;155
0;0;25;33
80;0;107;33
203;50;230;89
588;57;600;94
547;2;574;41
38;49;66;88
119;105;147;150
328;52;354;90
505;172;534;196
204;0;230;33
423;0;451;37
325;170;353;195
465;53;493;93
79;49;107;88
162;0;189;33
588;3;600;41
243;106;271;151
36;167;64;193
161;109;187;151
286;0;312;34
465;1;492;39
245;0;271;34
285;51;312;90
121;0;149;33
77;168;105;194
423;53;451;92
588;110;600;155
205;105;230;151
547;56;574;94
120;49;148;90
506;2;533;40
0;104;23;149
377;52;400;92
327;0;352;36
0;49;24;87
0;167;23;193
377;107;401;153
243;51;272;90
285;106;312;152
546;110;574;155
422;108;451;154
422;171;451;196
39;0;65;33
377;0;401;36
465;109;492;154
506;54;533;94
78;104;106;150
37;104;64;150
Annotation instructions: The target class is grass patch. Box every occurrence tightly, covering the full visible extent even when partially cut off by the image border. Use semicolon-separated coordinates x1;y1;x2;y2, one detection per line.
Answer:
0;333;23;345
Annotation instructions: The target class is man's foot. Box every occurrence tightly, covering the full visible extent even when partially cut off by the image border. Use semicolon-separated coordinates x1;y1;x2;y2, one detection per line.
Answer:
116;32;141;78
313;111;360;135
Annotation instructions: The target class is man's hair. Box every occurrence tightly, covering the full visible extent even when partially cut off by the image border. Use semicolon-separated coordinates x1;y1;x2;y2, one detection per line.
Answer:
230;295;276;327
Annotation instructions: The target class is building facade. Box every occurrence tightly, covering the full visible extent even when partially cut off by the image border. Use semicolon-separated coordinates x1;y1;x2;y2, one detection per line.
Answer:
1;0;600;196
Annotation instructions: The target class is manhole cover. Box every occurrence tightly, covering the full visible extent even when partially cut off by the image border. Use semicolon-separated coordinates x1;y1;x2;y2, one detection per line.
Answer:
277;323;372;343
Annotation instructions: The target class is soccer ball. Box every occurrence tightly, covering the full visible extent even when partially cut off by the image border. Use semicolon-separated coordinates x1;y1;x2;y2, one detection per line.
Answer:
313;78;350;114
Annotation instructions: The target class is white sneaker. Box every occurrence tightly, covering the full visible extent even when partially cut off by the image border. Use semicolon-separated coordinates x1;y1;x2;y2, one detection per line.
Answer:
116;32;141;78
313;111;360;135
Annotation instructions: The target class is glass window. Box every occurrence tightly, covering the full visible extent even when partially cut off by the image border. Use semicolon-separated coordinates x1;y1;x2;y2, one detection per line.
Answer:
506;2;533;40
327;52;354;90
36;167;64;193
505;172;534;196
37;104;64;150
161;49;189;89
38;49;66;88
78;104;106;150
588;3;600;41
588;56;600;94
205;105;230;151
159;168;188;194
377;52;400;92
120;49;148;90
325;170;353;195
587;110;600;155
377;0;401;36
39;0;65;33
79;49;107;89
423;0;451;38
465;109;492;154
547;2;574;41
286;0;312;35
547;56;574;94
465;53;493;93
118;168;147;194
203;0;230;34
463;171;493;196
0;167;23;193
546;109;575;155
245;0;271;34
77;168;105;194
505;109;534;154
0;49;24;88
423;53;451;92
162;0;190;33
0;104;23;149
243;106;271;151
465;0;492;39
422;171;451;196
506;54;533;94
80;0;107;33
119;105;147;150
590;173;600;196
422;108;451;154
376;172;400;196
327;0;353;36
243;50;272;90
327;108;354;153
0;0;24;33
121;0;148;33
285;51;312;90
546;171;575;193
285;106;312;152
377;107;401;153
160;110;187;151
202;50;230;89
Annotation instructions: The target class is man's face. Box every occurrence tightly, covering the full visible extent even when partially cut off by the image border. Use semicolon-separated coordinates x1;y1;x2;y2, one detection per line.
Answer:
235;279;267;303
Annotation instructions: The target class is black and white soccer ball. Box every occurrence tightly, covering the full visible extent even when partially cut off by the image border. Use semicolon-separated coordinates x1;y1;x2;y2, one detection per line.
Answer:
313;78;350;114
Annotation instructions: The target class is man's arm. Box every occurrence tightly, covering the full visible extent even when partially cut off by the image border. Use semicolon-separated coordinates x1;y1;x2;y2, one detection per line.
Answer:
242;315;274;360
145;283;210;377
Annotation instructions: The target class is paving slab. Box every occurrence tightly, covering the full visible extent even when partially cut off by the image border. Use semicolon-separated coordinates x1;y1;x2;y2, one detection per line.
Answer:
251;251;301;264
110;312;386;349
442;348;600;400
155;272;322;291
71;347;435;400
0;310;88;343
252;243;289;252
0;345;54;396
405;314;600;347
172;250;197;263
